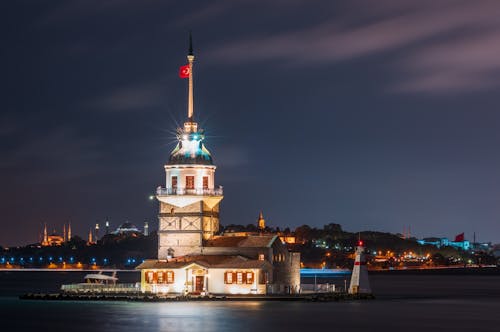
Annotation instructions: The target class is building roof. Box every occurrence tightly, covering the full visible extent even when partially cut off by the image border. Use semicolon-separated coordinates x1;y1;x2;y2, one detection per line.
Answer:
167;139;213;165
204;235;277;248
136;255;272;270
113;222;141;234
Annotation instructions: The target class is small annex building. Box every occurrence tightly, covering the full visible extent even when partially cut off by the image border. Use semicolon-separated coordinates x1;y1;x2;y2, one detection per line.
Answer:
137;234;300;295
136;37;300;296
138;255;272;295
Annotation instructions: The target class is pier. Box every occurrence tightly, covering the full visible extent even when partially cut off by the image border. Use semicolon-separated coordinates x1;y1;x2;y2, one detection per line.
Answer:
19;292;375;302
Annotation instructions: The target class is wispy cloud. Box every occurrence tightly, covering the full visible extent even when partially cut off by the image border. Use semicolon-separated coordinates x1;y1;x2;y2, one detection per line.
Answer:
38;0;158;25
200;0;500;93
0;127;102;183
87;83;166;112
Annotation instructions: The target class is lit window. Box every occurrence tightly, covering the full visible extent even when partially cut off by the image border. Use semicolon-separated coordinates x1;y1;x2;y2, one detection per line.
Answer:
203;176;208;189
157;271;164;283
166;271;174;284
171;176;178;189
258;254;264;261
236;272;243;284
186;176;195;189
246;272;254;284
225;271;233;284
146;271;155;284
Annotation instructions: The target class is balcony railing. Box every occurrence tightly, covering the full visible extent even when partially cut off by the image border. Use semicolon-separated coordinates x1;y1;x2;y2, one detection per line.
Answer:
156;186;223;196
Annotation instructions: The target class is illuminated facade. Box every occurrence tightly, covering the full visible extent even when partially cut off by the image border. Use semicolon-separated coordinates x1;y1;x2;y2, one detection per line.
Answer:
41;223;71;246
137;36;300;295
155;37;223;258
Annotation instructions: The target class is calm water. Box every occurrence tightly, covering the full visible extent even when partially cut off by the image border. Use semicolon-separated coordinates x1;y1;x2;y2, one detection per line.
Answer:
1;270;499;332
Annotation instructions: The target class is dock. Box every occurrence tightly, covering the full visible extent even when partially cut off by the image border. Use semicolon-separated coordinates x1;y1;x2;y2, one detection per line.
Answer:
19;292;375;302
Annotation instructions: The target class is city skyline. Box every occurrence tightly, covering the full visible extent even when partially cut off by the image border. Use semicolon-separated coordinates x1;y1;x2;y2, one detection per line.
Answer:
3;1;500;246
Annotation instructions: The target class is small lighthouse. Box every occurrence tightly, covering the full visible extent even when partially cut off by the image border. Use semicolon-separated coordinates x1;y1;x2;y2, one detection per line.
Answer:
348;240;371;294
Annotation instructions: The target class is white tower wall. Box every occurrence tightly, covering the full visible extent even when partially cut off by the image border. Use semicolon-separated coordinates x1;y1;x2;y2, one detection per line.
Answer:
165;165;216;191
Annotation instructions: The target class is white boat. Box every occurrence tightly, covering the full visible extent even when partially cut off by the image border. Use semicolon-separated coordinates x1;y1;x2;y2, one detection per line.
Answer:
83;271;118;285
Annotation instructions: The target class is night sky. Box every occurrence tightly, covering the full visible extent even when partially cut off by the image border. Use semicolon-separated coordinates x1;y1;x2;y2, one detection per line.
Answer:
2;0;500;246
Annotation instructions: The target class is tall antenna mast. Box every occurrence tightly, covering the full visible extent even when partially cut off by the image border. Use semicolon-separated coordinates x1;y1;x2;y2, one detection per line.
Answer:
187;31;194;121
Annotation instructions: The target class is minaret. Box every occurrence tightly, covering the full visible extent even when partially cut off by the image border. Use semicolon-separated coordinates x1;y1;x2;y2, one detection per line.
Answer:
257;212;266;231
42;223;48;246
67;222;72;241
87;229;94;245
144;221;149;236
95;223;100;241
63;224;66;242
348;240;371;294
105;220;110;235
156;34;223;258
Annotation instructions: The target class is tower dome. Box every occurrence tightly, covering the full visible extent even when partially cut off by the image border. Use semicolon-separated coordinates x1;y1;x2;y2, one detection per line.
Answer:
167;124;213;165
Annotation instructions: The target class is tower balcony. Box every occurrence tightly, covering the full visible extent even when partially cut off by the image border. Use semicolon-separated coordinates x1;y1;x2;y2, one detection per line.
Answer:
156;186;223;197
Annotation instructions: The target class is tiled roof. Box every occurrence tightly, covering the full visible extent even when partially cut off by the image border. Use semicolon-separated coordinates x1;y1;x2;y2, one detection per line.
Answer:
204;235;277;248
136;255;272;270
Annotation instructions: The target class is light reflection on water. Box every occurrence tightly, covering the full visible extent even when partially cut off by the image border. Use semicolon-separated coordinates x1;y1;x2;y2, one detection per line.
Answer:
1;296;500;332
1;272;500;332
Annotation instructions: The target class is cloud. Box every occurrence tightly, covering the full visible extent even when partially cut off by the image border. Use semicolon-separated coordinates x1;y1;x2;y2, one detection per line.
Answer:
172;0;237;27
87;83;166;112
0;127;102;183
393;30;500;93
200;0;500;93
38;0;157;25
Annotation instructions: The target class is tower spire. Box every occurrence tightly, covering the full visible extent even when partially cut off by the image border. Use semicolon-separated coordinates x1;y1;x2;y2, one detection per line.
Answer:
188;31;193;56
187;32;195;122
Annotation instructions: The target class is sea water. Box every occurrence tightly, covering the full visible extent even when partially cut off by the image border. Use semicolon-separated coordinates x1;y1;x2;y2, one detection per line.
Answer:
1;270;499;332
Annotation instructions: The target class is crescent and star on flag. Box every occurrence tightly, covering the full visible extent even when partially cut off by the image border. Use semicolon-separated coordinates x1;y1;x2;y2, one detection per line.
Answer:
179;64;190;78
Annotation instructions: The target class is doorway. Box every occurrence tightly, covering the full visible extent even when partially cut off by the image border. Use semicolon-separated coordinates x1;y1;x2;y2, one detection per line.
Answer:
195;276;204;292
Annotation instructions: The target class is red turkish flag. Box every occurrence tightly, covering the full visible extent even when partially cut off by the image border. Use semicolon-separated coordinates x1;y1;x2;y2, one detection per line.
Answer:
454;233;465;242
179;64;190;78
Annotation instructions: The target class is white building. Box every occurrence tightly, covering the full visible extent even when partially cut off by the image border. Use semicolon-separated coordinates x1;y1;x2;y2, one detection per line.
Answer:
136;36;300;295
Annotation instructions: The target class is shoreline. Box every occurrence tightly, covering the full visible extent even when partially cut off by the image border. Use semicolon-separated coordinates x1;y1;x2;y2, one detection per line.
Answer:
369;266;500;275
19;292;375;302
0;268;139;272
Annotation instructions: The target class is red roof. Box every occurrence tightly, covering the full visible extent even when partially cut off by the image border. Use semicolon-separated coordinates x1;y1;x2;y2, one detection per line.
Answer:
136;255;272;270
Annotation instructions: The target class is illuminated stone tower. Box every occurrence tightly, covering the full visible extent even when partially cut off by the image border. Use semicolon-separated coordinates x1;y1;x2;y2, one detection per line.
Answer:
156;35;223;258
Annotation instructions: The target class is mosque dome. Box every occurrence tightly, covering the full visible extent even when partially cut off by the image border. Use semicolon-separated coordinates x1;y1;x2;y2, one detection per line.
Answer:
114;222;140;234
